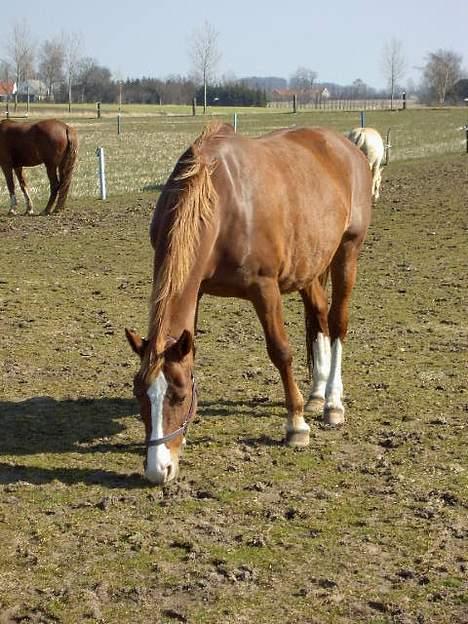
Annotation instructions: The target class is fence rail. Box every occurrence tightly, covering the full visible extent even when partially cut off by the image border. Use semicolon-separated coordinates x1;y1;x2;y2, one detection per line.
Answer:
268;98;403;112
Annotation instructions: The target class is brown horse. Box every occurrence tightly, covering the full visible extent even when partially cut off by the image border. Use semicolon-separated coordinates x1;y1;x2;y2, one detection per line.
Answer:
0;118;78;215
126;123;372;484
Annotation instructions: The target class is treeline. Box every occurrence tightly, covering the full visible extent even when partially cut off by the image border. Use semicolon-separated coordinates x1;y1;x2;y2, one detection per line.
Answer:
195;84;267;107
101;78;267;106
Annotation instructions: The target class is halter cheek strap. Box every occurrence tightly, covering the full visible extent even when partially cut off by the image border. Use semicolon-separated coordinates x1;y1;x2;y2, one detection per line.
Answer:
146;374;197;448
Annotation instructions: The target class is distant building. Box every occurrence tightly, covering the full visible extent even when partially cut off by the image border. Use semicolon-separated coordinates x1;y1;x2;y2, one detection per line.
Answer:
271;86;330;104
0;81;17;98
17;80;48;102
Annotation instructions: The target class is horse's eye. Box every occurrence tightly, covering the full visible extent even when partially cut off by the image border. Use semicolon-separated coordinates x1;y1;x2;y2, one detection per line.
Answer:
167;389;185;405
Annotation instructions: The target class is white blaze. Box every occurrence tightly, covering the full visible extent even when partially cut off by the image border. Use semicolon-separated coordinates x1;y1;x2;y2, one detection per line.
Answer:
145;372;172;483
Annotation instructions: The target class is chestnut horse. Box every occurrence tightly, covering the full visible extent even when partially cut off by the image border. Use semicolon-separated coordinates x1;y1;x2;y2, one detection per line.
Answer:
126;123;372;484
0;119;78;215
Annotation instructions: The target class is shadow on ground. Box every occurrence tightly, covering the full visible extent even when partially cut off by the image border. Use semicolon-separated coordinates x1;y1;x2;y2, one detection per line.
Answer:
0;395;137;456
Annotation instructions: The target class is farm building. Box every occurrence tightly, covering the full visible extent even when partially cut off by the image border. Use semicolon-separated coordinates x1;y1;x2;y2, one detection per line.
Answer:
0;80;17;99
17;80;48;102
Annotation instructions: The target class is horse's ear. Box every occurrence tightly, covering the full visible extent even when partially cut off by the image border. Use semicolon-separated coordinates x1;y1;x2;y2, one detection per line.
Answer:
168;329;193;361
125;328;147;358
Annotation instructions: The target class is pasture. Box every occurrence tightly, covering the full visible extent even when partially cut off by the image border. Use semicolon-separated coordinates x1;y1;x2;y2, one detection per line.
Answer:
0;108;467;623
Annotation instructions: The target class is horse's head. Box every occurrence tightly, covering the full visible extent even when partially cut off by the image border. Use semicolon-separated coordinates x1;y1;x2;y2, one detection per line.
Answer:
125;328;196;485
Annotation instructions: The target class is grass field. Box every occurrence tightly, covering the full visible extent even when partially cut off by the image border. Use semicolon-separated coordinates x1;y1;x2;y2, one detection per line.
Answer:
0;108;467;623
0;106;466;208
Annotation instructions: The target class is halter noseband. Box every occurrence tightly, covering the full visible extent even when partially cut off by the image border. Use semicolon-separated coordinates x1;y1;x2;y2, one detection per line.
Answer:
146;373;197;447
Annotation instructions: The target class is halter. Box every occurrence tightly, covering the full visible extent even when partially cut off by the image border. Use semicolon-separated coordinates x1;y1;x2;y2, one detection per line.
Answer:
146;373;197;447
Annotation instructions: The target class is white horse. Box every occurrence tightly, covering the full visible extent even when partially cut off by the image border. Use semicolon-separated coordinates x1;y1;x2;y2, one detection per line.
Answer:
347;127;385;200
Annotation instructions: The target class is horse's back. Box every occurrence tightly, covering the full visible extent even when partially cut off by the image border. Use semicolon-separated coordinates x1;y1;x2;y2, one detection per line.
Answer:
199;126;372;293
0;119;69;167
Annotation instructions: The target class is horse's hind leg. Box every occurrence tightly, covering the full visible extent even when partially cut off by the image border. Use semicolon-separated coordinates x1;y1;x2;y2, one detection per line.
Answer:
325;238;362;425
14;168;34;215
43;165;60;215
371;162;381;200
250;279;309;447
300;276;331;414
2;166;17;215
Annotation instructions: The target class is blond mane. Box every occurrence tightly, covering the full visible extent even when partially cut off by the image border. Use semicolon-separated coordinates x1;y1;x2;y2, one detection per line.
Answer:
143;123;223;379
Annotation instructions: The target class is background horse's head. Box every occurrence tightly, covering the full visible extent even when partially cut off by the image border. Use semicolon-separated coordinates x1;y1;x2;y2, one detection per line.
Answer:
126;328;196;484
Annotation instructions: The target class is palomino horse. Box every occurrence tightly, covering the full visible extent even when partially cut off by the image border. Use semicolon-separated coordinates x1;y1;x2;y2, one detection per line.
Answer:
0;119;78;215
346;127;385;200
126;123;372;484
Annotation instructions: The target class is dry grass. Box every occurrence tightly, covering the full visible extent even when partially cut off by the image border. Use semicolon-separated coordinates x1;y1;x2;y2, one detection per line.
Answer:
0;108;466;212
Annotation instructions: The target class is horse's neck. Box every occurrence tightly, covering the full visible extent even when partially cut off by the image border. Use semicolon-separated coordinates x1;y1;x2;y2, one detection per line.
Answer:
149;273;201;354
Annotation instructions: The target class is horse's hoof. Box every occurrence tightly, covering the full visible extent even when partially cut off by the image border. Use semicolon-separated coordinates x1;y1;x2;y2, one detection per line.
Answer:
285;429;310;447
323;407;345;426
8;210;17;216
304;396;324;414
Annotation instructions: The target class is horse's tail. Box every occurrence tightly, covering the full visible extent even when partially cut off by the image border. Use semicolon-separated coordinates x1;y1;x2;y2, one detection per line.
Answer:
55;125;79;212
305;268;330;378
348;128;366;150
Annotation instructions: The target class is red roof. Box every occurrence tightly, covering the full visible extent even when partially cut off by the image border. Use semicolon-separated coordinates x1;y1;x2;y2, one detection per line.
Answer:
0;81;17;96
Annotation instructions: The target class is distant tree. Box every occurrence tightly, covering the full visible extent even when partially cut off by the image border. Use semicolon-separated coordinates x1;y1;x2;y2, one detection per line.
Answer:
351;78;369;99
241;76;287;92
0;59;12;82
63;31;83;112
289;66;317;103
196;82;267;107
75;57;114;102
38;37;65;101
4;19;36;110
189;20;221;113
381;38;406;110
421;49;463;104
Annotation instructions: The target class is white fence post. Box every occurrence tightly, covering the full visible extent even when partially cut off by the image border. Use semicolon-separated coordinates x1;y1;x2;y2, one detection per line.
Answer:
96;147;107;200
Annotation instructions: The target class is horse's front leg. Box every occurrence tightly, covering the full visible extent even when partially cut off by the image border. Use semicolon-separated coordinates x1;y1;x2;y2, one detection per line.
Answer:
250;279;309;447
2;166;17;215
14;168;34;215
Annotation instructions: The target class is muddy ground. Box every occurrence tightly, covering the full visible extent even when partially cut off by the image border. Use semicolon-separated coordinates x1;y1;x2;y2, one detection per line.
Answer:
0;154;466;623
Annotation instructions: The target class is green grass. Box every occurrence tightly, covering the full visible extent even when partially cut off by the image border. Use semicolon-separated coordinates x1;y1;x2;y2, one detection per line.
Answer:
1;107;467;211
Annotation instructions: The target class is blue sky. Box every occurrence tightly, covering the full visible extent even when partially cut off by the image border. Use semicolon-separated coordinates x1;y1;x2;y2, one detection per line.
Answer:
3;0;467;88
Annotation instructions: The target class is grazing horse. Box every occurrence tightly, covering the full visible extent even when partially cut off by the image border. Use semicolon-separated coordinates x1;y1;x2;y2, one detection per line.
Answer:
126;123;372;484
0;119;78;215
346;127;385;200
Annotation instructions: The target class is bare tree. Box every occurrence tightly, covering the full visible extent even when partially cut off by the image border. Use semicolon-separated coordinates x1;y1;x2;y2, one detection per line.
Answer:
289;66;318;104
421;49;463;104
63;31;83;112
5;19;35;110
38;37;65;101
381;38;406;110
190;21;221;114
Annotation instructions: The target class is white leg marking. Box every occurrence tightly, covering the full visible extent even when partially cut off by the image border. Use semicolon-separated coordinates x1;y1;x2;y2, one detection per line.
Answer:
285;415;310;434
325;339;344;412
145;372;172;483
310;332;331;400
